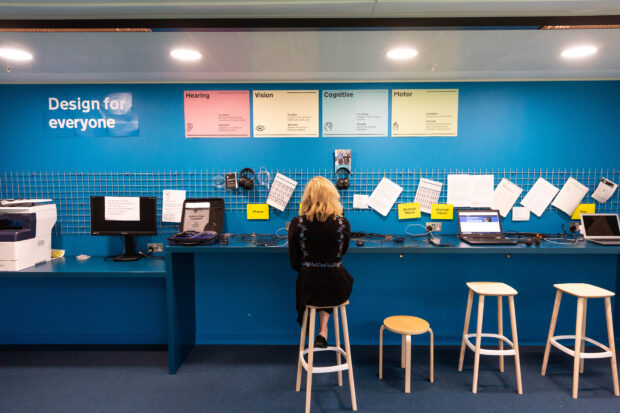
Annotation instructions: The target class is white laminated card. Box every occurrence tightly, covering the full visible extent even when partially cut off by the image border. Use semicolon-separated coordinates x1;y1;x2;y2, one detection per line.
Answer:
368;177;403;216
551;177;589;216
520;177;559;217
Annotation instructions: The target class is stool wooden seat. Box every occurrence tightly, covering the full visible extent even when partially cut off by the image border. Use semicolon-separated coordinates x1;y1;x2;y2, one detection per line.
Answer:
541;283;619;399
379;316;434;393
296;301;356;413
458;282;523;394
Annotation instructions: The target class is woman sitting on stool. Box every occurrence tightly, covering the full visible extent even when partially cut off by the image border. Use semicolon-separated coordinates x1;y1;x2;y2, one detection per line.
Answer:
288;176;353;348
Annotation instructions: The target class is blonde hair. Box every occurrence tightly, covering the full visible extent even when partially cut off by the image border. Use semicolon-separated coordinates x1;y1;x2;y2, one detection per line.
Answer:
299;176;343;222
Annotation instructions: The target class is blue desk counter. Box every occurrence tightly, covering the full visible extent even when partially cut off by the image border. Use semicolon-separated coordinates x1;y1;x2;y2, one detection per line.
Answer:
166;238;620;374
0;257;167;278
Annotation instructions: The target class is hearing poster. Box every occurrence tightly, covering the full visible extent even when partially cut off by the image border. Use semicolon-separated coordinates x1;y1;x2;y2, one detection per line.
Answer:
322;89;388;137
253;90;319;137
184;90;250;138
391;89;458;137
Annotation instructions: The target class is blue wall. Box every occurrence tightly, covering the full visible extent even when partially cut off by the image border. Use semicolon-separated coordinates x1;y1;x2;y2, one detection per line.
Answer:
0;81;618;346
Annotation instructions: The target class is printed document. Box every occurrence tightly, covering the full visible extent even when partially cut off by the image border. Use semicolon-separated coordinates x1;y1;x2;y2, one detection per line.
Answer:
368;177;403;216
414;178;442;214
512;206;530;222
104;196;140;221
267;173;297;212
447;174;494;208
520;177;559;217
551;177;589;216
353;194;370;209
492;178;523;218
162;189;186;223
592;177;617;203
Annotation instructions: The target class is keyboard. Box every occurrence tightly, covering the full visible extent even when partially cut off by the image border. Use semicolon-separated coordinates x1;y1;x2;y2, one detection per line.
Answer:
460;236;517;245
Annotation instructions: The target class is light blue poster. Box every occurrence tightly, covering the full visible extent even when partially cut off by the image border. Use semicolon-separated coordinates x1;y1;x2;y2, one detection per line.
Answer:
43;92;139;137
322;89;388;137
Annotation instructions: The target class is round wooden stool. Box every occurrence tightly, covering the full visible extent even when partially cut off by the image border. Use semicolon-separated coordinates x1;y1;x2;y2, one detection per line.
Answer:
379;315;434;393
541;283;619;399
458;282;523;394
296;301;357;413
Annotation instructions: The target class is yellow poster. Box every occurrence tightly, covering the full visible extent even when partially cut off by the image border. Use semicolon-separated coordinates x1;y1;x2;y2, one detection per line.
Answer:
247;204;270;220
391;89;458;137
431;204;454;220
398;203;421;220
252;90;319;137
571;204;595;220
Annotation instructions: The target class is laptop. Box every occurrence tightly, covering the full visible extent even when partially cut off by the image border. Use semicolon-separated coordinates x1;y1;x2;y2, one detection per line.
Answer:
580;213;620;245
457;210;517;245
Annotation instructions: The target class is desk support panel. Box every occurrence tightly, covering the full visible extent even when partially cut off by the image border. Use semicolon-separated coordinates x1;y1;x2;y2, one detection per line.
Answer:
167;252;196;374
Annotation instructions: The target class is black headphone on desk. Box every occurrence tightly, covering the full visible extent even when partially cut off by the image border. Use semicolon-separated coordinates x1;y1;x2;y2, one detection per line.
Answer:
238;168;255;190
336;169;350;190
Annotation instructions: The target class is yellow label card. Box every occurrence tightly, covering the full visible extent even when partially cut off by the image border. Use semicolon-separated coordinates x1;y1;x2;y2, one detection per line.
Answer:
247;204;269;220
398;203;421;220
571;204;595;220
431;204;453;220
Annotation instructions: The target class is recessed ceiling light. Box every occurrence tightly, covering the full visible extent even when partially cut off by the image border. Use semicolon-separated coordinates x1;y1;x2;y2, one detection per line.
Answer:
170;49;202;61
386;48;418;61
561;46;597;59
0;47;33;61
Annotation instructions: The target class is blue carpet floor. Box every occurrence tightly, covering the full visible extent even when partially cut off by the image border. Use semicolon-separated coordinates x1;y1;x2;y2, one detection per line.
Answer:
1;345;618;412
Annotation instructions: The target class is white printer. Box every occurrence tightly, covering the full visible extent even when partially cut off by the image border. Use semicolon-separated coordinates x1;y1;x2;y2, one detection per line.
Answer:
0;201;57;271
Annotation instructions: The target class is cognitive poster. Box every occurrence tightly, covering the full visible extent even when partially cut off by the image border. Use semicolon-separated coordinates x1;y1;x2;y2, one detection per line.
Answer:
184;90;250;138
322;89;388;137
253;90;319;137
391;89;459;137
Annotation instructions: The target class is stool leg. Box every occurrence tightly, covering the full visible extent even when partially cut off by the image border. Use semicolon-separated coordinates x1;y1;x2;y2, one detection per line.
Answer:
296;307;309;392
472;294;485;394
401;335;406;368
306;308;317;413
458;289;475;372
334;306;343;386
542;290;562;376
498;296;504;373
580;299;587;374
429;328;434;383
405;335;412;393
379;325;385;380
508;296;523;395
604;297;620;396
572;297;585;399
340;305;357;411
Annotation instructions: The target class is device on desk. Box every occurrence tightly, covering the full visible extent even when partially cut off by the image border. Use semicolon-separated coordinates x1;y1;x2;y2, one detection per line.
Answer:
457;210;517;245
429;237;453;247
580;213;620;245
90;196;157;261
168;198;224;246
0;201;57;271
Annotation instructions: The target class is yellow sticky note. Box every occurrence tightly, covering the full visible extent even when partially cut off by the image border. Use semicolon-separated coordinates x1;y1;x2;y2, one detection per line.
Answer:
247;204;269;220
571;204;595;220
431;204;453;220
398;203;421;220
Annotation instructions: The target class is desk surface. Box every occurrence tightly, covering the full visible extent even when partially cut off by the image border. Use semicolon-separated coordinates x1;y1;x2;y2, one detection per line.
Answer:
0;257;167;277
167;236;620;255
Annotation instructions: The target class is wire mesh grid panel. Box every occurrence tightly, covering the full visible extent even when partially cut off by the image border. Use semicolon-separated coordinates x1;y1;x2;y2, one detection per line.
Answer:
1;169;619;236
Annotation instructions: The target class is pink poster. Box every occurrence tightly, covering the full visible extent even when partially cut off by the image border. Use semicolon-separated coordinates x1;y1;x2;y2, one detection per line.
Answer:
184;90;250;138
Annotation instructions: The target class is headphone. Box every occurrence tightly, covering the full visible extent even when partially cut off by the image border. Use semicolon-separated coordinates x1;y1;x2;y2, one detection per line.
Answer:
336;169;350;190
238;168;255;190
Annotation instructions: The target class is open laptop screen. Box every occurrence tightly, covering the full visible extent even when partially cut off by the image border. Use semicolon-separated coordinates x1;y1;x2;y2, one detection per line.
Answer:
581;214;620;238
458;210;502;235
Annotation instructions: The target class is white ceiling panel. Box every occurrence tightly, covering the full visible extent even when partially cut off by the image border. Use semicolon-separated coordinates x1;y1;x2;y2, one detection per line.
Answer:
0;27;619;82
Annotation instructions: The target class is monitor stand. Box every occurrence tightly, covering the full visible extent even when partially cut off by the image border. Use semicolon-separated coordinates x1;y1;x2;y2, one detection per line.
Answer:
114;235;143;262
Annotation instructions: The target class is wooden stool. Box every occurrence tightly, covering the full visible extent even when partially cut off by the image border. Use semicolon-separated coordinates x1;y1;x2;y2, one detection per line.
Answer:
458;282;523;394
296;301;357;413
379;315;434;393
541;283;619;399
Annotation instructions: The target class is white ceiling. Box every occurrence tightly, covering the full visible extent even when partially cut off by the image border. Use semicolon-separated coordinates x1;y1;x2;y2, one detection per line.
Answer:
0;1;619;83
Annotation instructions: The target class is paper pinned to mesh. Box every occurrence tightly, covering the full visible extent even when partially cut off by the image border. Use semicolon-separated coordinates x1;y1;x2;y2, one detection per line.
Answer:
520;177;559;217
368;177;403;216
551;177;589;216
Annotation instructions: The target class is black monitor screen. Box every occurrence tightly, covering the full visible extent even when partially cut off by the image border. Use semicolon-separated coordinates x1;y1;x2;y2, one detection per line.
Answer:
583;215;620;237
90;196;157;235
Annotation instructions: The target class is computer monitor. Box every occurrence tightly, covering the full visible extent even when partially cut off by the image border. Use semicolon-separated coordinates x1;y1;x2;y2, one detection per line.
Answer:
580;213;620;239
90;196;157;261
457;210;502;235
